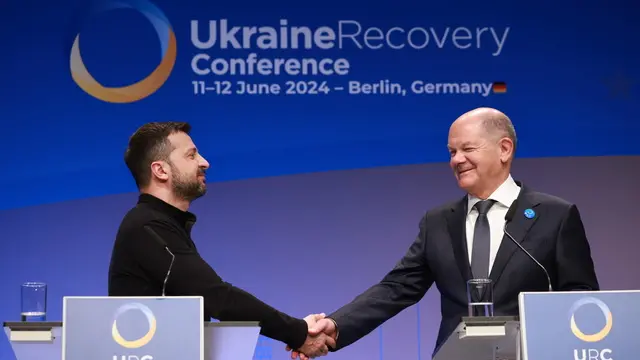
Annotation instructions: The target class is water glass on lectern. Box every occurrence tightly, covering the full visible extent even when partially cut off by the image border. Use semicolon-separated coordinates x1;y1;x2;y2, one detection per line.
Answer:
467;278;494;317
21;282;47;321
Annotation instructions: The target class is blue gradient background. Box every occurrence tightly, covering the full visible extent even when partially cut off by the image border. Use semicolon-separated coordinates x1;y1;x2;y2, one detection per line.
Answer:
0;0;639;359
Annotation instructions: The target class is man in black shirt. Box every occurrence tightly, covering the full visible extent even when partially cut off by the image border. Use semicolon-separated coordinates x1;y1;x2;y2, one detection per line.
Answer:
108;122;332;358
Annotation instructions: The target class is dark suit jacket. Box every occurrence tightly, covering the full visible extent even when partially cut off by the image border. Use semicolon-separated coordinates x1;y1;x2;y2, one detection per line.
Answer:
327;182;599;355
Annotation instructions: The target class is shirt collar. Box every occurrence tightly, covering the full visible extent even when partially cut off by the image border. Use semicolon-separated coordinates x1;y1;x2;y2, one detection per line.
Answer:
467;174;521;214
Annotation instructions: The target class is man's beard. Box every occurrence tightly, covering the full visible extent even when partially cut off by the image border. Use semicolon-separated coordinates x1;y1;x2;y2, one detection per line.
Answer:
171;166;206;202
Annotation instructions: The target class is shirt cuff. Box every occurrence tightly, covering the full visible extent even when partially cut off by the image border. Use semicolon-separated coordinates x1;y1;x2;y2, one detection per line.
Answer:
328;318;339;341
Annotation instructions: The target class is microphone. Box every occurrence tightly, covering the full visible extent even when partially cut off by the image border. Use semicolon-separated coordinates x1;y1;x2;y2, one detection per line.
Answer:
503;201;553;292
143;226;175;296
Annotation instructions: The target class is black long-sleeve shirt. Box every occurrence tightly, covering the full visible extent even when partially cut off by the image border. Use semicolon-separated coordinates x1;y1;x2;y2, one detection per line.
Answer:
107;193;308;349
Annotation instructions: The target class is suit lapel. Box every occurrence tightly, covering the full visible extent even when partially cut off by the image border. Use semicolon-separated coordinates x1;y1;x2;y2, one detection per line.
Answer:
489;188;541;288
447;197;473;282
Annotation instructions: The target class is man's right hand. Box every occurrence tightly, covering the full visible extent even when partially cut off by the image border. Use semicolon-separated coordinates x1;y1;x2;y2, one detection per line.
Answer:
287;316;338;360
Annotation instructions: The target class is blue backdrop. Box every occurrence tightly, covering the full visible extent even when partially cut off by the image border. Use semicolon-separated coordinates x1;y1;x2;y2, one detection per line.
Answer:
2;0;637;210
0;0;638;359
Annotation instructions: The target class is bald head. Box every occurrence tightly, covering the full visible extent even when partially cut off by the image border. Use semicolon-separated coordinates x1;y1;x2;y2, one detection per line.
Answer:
453;107;517;154
447;107;517;199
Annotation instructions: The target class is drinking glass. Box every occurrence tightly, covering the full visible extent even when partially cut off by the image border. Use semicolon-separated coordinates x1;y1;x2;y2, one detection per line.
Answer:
21;282;47;321
467;278;494;317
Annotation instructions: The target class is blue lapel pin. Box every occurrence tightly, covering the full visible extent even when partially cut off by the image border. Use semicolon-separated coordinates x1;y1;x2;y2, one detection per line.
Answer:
524;208;535;219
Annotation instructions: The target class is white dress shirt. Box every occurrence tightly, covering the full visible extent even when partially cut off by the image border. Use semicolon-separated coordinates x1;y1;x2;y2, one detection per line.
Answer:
466;175;521;273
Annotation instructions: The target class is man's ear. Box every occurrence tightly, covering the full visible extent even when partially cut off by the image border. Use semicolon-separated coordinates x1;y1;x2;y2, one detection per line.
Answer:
499;137;514;163
150;161;170;181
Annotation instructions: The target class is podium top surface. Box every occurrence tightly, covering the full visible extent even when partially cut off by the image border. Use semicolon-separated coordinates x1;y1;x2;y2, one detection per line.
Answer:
3;322;61;330
461;315;518;326
3;321;259;330
206;321;260;327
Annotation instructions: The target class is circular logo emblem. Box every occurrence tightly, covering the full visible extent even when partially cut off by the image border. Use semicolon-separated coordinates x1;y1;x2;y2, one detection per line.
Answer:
112;302;157;348
69;0;176;103
569;297;612;342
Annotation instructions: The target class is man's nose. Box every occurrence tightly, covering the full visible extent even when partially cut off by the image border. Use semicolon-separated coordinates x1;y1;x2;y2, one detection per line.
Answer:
451;152;465;165
198;155;210;169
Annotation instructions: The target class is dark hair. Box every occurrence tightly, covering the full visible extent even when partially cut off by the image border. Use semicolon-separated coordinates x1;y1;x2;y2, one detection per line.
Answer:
124;121;191;189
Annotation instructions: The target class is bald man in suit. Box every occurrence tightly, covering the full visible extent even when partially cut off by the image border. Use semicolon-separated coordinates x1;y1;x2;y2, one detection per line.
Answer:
290;107;599;359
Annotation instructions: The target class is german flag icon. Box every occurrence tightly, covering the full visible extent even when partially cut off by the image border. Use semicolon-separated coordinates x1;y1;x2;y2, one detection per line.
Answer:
492;82;507;93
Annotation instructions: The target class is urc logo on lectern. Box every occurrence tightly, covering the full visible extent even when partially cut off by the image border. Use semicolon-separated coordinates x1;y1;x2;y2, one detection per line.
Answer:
111;303;157;360
570;297;613;360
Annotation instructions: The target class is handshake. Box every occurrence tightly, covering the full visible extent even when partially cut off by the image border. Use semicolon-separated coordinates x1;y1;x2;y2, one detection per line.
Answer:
286;313;338;360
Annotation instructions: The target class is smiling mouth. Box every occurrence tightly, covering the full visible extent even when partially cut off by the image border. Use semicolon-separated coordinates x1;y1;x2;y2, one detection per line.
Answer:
458;169;473;175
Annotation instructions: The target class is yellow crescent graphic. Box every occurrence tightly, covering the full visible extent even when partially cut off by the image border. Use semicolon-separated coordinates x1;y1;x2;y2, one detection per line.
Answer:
69;0;176;103
569;297;612;342
112;303;157;349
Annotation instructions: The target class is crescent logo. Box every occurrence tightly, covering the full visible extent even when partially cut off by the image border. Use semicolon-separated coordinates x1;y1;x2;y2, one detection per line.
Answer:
569;297;612;342
112;302;157;349
69;0;176;103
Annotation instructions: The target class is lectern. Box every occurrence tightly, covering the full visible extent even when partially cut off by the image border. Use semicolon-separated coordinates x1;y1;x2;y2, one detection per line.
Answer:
433;290;635;360
4;296;262;360
432;316;521;360
518;290;634;359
